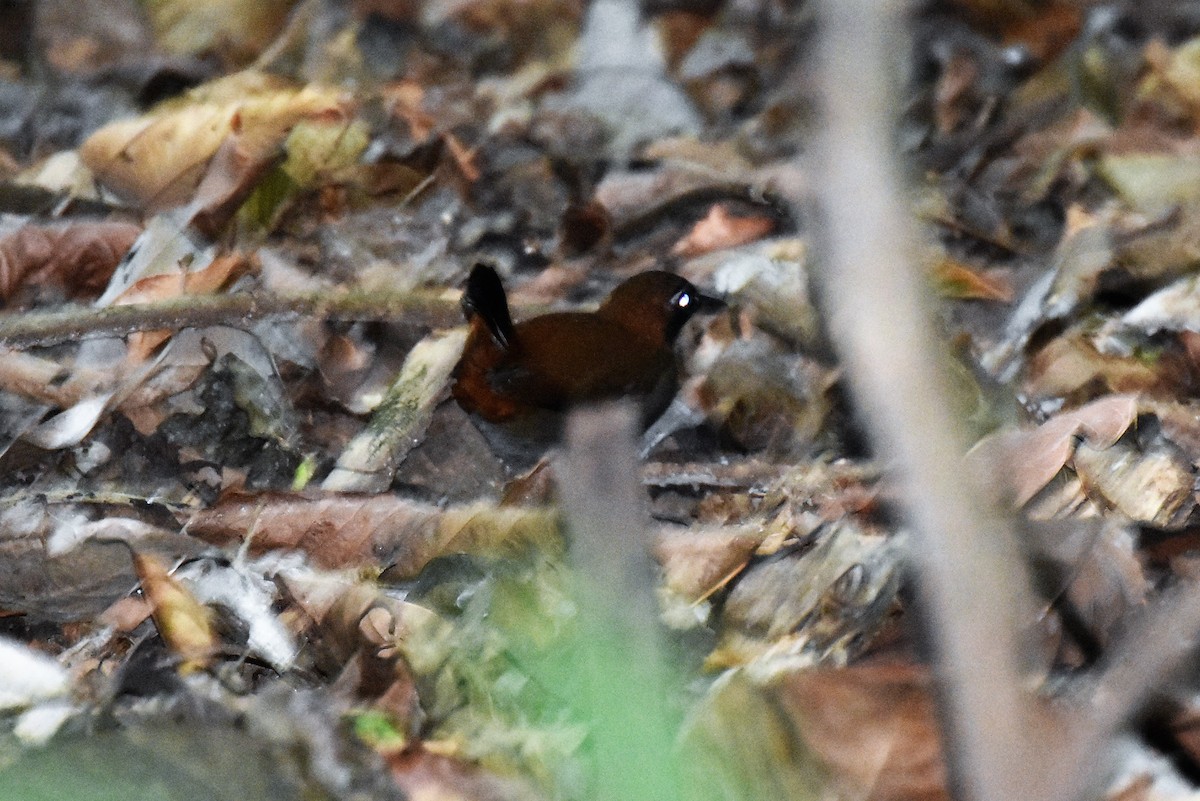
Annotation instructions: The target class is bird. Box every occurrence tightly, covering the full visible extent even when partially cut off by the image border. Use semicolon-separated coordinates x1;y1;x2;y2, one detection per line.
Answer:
451;264;724;464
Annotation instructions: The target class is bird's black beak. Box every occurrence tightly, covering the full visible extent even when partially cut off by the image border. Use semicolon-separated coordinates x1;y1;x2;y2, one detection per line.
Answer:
694;291;726;313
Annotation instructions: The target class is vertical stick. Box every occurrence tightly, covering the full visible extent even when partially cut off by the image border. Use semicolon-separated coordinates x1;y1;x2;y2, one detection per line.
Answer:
559;402;680;801
811;2;1071;799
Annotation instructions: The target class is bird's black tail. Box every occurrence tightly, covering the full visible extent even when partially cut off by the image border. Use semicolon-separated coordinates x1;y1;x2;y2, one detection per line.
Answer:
461;264;516;348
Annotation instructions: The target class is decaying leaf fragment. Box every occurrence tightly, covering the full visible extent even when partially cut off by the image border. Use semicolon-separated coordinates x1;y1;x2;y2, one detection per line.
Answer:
1073;437;1196;528
186;493;560;577
80;72;347;211
1021;328;1183;403
968;394;1138;507
779;662;949;801
132;551;216;672
114;252;248;360
709;520;905;672
654;524;766;605
0;221;142;305
671;203;775;258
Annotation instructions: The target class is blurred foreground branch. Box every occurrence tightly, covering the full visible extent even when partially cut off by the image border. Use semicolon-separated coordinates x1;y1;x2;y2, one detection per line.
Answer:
813;3;1200;800
559;403;681;801
812;2;1071;800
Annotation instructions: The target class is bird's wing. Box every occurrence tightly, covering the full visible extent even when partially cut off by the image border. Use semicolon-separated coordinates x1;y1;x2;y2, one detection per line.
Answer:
488;315;673;409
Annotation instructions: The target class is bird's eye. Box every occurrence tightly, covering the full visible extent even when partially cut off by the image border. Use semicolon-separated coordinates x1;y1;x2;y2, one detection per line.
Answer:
674;291;692;309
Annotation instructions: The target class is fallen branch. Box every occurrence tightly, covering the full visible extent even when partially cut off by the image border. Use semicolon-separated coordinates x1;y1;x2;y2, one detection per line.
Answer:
0;289;469;348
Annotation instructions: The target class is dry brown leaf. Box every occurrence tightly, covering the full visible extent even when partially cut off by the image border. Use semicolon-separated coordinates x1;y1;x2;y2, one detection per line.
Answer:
97;595;154;632
968;394;1139;507
778;662;949;801
383;81;479;183
186;129;284;238
1060;524;1147;648
1023;329;1181;403
132;551;216;672
671;204;774;258
656;10;713;71
384;81;435;142
0;221;141;305
654;525;766;602
80;75;347;211
114;252;247;307
186;493;560;577
932;257;1014;302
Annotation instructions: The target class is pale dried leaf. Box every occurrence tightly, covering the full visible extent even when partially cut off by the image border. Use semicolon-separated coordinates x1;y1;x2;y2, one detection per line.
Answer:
0;637;70;711
1073;439;1196;528
968;394;1139;506
80;75;346;211
132;551;217;671
322;328;468;493
654;524;765;602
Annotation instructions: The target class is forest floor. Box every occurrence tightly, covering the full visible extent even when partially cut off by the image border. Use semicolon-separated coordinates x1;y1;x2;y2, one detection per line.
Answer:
2;1;1200;799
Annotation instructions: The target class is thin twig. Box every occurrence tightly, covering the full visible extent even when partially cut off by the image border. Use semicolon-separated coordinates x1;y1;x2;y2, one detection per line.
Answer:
0;290;466;348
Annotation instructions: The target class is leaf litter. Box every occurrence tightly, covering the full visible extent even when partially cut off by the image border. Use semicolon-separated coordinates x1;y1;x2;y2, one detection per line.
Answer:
6;1;1200;800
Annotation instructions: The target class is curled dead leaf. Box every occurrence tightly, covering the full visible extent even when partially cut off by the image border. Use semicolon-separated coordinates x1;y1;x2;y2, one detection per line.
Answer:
132;551;216;672
672;203;774;258
113;252;248;361
968;394;1139;507
932;256;1014;302
0;221;141;305
80;74;347;212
